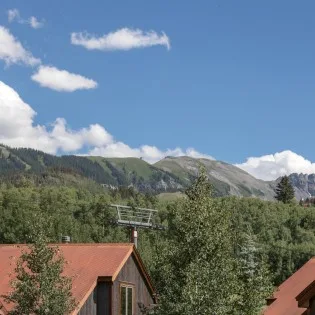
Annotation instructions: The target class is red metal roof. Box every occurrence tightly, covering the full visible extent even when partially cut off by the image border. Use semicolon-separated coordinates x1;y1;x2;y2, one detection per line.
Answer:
0;243;154;314
264;257;315;315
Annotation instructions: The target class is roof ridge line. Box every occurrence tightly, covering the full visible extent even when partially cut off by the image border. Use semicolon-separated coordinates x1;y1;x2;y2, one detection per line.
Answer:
0;243;133;247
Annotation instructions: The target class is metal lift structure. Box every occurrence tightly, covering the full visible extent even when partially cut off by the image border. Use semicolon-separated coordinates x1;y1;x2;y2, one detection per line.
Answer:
110;204;165;248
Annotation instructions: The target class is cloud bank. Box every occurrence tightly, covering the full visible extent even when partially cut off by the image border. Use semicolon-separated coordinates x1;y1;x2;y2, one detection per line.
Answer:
89;145;214;164
31;66;98;92
0;81;212;163
3;83;314;178
0;81;111;153
71;28;170;51
0;26;41;66
236;151;315;181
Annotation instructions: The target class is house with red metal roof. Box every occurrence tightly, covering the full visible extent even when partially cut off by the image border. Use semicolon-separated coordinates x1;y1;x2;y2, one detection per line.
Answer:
0;243;156;315
264;257;315;315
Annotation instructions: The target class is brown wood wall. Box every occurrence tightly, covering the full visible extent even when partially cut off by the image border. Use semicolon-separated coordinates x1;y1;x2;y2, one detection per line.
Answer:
77;289;97;315
78;283;111;315
77;254;154;315
112;255;154;315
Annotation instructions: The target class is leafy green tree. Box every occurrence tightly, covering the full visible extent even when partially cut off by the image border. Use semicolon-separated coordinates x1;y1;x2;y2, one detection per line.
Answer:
234;234;273;315
2;228;76;315
154;169;240;315
275;176;295;204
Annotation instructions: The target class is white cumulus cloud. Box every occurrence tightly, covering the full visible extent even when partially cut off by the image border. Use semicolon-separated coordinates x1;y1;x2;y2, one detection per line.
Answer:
0;81;111;153
71;28;170;51
236;150;315;181
0;26;41;66
0;81;210;163
31;66;98;92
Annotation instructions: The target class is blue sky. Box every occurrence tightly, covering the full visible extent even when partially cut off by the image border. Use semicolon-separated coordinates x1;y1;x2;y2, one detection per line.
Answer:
0;0;315;180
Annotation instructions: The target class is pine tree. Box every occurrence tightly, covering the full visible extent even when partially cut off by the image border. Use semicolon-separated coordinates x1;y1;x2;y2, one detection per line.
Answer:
2;230;76;315
275;175;295;203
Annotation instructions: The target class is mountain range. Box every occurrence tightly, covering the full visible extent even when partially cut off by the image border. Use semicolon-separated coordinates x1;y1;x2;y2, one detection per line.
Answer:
0;144;313;200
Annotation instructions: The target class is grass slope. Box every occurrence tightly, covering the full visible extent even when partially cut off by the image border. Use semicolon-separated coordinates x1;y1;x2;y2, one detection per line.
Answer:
89;157;154;180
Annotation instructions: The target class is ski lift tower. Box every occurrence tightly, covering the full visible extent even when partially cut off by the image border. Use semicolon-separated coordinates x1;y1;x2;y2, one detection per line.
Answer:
110;204;164;248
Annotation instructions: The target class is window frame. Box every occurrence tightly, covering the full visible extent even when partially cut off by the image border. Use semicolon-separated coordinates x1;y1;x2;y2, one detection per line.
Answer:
119;282;135;315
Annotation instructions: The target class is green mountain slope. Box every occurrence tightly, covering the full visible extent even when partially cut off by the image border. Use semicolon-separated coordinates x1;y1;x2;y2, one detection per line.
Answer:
0;145;184;193
88;157;156;181
155;156;276;199
0;145;278;199
87;156;184;191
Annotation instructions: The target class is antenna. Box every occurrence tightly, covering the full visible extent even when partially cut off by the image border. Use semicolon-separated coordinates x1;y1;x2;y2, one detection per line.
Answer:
110;204;165;248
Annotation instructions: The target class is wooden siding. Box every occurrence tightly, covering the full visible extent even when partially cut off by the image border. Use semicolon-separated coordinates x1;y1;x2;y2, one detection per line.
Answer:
112;255;154;315
78;283;111;315
78;289;97;315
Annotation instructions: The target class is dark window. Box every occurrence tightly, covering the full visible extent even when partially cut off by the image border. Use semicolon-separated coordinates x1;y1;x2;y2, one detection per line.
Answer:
121;286;134;315
93;287;97;303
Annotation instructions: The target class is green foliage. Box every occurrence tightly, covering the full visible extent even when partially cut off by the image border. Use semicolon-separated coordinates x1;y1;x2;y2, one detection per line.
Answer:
1;227;76;315
234;234;273;315
0;186;117;244
275;175;295;204
0;183;160;245
1;164;315;314
153;170;240;315
218;196;315;285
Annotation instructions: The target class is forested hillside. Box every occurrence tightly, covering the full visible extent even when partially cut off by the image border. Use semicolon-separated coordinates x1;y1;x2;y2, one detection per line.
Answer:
0;145;275;199
0;145;184;193
2;144;315;201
